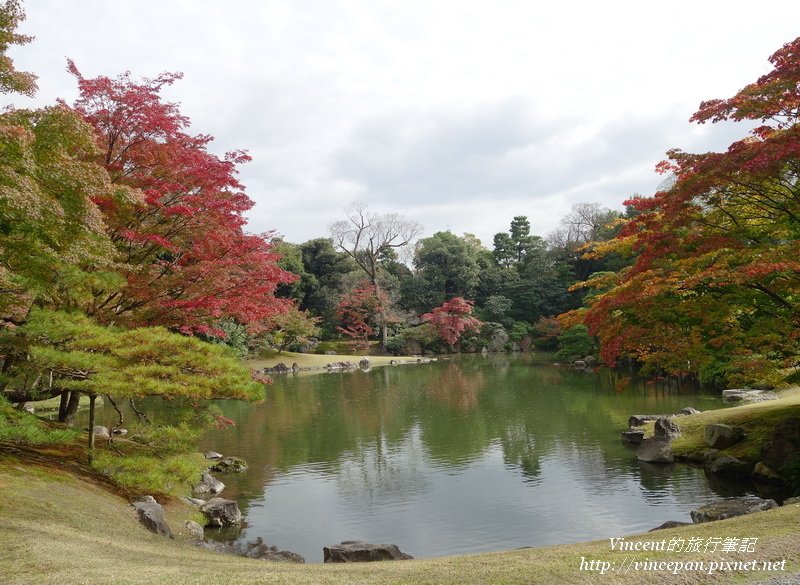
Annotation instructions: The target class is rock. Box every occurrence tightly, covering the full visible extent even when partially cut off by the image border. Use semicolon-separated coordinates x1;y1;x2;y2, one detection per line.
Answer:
132;497;173;538
112;428;128;436
679;407;701;415
359;358;371;369
93;425;111;440
210;456;248;474
19;402;35;414
204;451;223;460
628;414;670;427
196;537;304;563
291;362;299;372
389;359;397;365
584;355;597;367
761;418;800;471
621;429;645;444
325;361;358;370
269;362;289;373
706;455;753;479
701;448;720;463
636;437;674;463
241;538;305;563
752;462;785;483
691;497;778;523
323;541;413;562
783;496;800;506
722;389;778;402
181;497;207;507
185;520;204;540
193;471;225;495
324;350;337;355
705;424;746;449
654;416;681;440
201;498;242;527
573;360;586;368
649;520;692;531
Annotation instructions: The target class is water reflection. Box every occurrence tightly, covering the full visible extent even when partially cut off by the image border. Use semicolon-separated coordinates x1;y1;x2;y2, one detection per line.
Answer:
84;353;751;562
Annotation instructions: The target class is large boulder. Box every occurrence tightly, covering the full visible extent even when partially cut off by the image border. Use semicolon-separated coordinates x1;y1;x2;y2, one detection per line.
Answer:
323;541;413;562
201;498;242;527
132;496;173;538
690;497;778;523
358;358;371;370
193;471;225;495
653;416;681;440
760;418;800;471
636;437;674;463
705;455;753;479
210;456;248;474
704;424;746;449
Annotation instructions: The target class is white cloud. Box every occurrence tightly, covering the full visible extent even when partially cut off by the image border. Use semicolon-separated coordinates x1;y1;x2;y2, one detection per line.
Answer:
10;0;800;246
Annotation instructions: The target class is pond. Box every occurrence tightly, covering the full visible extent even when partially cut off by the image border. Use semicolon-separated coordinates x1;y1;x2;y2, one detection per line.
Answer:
185;353;752;562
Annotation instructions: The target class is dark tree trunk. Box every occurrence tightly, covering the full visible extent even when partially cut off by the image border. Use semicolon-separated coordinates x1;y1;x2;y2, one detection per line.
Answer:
58;390;69;421
61;391;81;424
87;394;96;464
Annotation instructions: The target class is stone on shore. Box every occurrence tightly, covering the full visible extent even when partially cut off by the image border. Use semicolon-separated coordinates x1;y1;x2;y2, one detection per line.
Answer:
636;437;674;463
323;541;413;562
132;496;173;538
201;498;242;527
210;456;248;474
653;416;681;440
722;389;778;403
649;520;692;531
690;497;778;523
193;471;225;495
185;520;204;540
704;424;746;449
705;455;753;479
621;429;645;444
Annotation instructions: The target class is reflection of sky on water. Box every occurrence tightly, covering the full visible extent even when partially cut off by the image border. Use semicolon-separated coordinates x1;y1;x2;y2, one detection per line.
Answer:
226;421;734;562
83;354;753;563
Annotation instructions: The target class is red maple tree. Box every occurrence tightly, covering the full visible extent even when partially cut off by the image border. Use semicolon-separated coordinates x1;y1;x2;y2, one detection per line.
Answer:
65;62;295;334
421;297;481;348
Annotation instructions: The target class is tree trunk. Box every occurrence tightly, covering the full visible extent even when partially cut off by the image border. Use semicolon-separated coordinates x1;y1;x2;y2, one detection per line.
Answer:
87;394;96;464
61;391;81;424
372;275;387;350
58;390;69;421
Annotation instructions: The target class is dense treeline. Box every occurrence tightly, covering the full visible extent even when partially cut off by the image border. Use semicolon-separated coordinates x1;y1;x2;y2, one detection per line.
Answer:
270;205;628;358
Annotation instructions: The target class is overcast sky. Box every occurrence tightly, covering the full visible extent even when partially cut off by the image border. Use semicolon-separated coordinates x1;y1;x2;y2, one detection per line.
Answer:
10;1;800;247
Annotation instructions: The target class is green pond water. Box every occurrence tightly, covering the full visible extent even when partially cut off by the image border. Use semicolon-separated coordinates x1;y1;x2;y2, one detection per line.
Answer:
88;353;757;562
